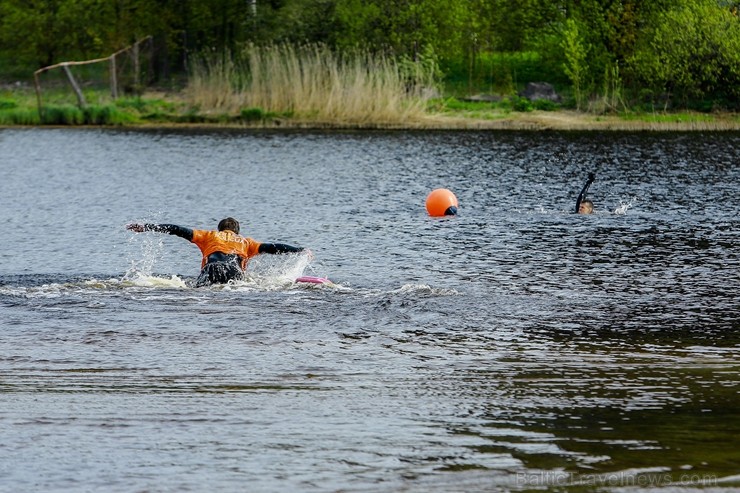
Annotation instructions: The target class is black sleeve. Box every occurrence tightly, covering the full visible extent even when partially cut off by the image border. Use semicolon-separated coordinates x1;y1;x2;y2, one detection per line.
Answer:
575;173;595;213
142;223;194;241
258;242;304;255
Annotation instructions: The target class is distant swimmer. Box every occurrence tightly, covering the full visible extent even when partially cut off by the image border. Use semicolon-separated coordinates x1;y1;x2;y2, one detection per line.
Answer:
575;172;595;214
126;217;307;287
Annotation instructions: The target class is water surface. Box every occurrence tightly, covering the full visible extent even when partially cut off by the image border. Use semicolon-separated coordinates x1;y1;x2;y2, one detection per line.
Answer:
0;128;738;492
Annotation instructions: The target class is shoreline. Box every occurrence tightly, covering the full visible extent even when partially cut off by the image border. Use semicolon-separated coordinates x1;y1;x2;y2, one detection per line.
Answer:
2;110;739;132
276;109;740;131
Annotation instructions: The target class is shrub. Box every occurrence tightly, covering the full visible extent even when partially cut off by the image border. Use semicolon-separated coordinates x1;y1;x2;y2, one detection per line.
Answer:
240;107;264;121
511;96;533;112
0;98;18;110
533;99;559;111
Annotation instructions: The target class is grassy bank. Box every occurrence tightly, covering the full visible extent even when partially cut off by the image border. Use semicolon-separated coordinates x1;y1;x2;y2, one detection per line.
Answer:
2;42;739;131
3;89;739;131
3;88;740;131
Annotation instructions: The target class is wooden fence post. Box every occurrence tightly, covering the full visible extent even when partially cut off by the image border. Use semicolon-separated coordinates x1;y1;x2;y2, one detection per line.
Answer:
62;64;87;108
133;42;140;92
34;36;151;115
110;54;118;99
33;71;46;120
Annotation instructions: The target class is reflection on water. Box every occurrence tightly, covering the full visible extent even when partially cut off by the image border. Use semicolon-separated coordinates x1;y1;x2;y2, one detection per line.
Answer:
0;128;738;492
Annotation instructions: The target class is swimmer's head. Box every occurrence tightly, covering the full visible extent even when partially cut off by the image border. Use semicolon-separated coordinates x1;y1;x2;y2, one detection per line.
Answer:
218;217;240;234
578;200;594;215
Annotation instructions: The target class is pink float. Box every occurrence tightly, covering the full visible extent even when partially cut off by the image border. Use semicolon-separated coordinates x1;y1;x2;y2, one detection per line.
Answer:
295;276;330;284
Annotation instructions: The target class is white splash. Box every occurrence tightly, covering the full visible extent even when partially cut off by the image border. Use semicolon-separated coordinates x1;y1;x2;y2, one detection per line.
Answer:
392;284;460;296
225;250;335;291
124;224;168;278
614;197;636;215
120;273;188;289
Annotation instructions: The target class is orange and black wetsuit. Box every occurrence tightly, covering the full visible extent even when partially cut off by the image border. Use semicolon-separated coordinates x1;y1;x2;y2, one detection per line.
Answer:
138;224;303;286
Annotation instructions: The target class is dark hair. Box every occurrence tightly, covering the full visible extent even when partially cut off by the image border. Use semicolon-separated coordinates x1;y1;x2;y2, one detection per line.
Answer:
218;217;240;234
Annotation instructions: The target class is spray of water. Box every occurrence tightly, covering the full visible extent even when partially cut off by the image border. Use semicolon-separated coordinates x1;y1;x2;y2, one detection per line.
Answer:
124;230;165;278
614;197;637;215
234;252;317;290
122;226;188;288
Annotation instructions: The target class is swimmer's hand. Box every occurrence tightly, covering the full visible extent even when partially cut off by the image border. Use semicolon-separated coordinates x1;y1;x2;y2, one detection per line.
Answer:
587;172;595;183
126;223;146;233
304;249;315;261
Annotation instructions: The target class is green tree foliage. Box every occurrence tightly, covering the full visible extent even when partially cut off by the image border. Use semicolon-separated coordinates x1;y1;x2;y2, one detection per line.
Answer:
332;0;469;62
0;0;76;68
628;0;740;106
1;0;739;109
561;18;588;109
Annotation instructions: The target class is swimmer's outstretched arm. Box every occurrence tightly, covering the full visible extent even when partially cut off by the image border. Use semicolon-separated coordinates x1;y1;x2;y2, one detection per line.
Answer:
126;223;194;241
258;242;304;255
575;172;595;213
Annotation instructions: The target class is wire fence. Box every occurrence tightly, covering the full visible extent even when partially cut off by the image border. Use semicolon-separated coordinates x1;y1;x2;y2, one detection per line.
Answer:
33;37;154;113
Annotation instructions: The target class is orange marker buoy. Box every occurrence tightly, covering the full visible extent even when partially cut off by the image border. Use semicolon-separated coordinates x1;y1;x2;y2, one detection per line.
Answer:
425;188;459;216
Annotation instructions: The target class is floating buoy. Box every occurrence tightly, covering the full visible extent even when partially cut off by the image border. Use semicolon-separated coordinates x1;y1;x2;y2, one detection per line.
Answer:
425;188;459;216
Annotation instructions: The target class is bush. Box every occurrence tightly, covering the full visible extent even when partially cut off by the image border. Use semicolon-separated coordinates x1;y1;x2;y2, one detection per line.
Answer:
240;107;264;121
41;105;84;124
0;98;17;109
533;99;559;111
511;95;533;112
0;108;39;125
627;0;740;106
83;105;111;124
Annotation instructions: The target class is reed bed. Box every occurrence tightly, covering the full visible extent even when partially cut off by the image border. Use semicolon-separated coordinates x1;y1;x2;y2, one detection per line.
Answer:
186;44;437;125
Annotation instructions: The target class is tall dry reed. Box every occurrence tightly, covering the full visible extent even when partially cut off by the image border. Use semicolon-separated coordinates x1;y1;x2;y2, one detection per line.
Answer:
186;44;437;125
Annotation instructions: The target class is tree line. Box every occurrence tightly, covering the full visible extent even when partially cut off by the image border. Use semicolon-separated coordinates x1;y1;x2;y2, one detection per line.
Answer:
1;0;739;109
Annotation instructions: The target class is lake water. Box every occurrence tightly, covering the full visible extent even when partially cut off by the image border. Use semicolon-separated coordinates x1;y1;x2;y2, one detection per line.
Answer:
0;128;738;492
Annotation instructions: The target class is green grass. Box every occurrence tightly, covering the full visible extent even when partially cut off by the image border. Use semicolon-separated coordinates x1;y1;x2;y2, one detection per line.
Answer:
39;104;136;125
0;99;147;125
240;107;265;122
0;97;18;110
0;88;192;125
617;111;716;123
427;95;560;118
0;78;737;129
0;107;40;125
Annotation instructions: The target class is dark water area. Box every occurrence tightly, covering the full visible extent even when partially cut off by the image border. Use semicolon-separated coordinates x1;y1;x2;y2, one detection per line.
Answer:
0;128;738;492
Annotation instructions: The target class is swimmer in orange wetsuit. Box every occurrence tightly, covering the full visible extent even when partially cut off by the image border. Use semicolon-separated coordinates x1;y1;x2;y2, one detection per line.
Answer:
127;217;306;286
